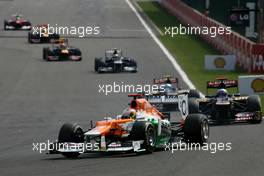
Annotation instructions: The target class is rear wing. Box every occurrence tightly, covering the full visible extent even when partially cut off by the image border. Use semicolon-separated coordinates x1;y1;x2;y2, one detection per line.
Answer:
128;94;144;99
206;78;238;94
36;24;48;29
105;49;123;59
153;77;178;84
153;77;180;90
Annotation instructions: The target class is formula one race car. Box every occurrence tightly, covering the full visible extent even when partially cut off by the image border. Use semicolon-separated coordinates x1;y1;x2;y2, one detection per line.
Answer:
43;39;82;61
4;14;31;30
152;75;201;98
94;48;137;73
48;94;209;158
28;24;60;43
196;77;262;125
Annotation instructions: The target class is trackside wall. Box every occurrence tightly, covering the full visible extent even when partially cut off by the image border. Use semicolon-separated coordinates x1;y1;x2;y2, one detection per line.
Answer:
160;0;264;73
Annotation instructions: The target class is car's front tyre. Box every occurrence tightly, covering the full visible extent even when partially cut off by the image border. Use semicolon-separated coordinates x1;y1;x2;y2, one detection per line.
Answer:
247;95;262;124
130;121;156;153
58;123;84;158
184;113;209;144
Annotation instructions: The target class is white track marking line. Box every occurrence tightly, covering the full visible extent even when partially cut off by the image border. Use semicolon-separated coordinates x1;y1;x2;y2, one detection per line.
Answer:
126;0;264;120
126;0;196;90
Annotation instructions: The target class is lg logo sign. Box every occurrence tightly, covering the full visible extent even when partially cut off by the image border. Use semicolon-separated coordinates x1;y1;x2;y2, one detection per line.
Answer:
230;13;249;21
239;14;249;20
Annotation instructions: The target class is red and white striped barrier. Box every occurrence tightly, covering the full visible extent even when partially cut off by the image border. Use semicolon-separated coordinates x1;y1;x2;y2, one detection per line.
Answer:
160;0;264;73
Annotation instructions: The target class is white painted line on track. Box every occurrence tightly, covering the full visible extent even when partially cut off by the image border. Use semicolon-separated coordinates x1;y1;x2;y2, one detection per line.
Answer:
126;0;196;90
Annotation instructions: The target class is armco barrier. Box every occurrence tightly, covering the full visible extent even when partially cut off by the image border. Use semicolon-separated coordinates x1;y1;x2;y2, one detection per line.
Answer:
160;0;264;73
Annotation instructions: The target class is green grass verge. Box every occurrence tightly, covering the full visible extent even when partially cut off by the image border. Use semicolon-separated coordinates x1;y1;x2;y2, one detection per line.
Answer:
138;1;264;110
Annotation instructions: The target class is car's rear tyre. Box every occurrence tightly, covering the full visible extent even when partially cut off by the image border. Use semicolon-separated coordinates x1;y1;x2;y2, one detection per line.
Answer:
189;89;201;98
58;123;84;158
131;62;137;73
28;32;33;43
247;95;262;124
43;48;48;60
94;58;103;72
188;98;199;114
4;20;7;30
77;57;82;61
130;121;156;153
184;114;209;144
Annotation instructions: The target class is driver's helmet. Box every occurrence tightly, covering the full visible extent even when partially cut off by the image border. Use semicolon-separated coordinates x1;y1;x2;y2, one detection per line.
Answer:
58;39;66;49
15;14;21;20
165;78;172;84
112;48;119;57
121;109;137;119
113;48;118;54
60;43;66;49
163;84;175;93
216;89;228;98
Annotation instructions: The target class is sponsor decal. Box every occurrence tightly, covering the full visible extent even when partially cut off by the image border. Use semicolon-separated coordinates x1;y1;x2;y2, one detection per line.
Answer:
214;57;226;68
251;78;264;93
252;54;264;72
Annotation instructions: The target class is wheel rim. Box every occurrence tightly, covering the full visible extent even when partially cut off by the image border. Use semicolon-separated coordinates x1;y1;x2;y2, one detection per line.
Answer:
147;127;155;147
75;128;84;142
201;120;209;141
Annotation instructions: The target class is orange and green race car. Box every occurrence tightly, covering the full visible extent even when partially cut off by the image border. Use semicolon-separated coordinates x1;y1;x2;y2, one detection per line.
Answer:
48;94;209;158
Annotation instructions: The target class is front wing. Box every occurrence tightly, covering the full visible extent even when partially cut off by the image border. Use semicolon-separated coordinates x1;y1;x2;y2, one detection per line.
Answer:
5;23;31;30
46;55;81;61
97;65;137;73
208;111;262;125
48;140;145;154
29;36;58;43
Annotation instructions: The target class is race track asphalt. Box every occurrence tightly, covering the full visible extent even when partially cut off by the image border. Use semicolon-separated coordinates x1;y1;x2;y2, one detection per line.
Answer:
0;0;263;176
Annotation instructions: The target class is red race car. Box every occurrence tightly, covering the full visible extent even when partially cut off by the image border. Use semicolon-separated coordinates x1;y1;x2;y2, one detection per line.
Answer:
4;14;32;30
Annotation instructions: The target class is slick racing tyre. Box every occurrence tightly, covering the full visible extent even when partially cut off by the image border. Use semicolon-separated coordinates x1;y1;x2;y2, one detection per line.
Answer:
71;49;82;61
130;121;156;153
188;89;201;98
188;98;199;114
94;58;103;72
43;48;48;60
184;114;209;144
4;20;8;30
4;21;7;30
28;32;33;43
247;95;262;124
58;123;84;158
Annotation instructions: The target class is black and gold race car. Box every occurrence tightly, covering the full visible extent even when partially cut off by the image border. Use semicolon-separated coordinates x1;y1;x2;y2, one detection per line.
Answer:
196;77;262;125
